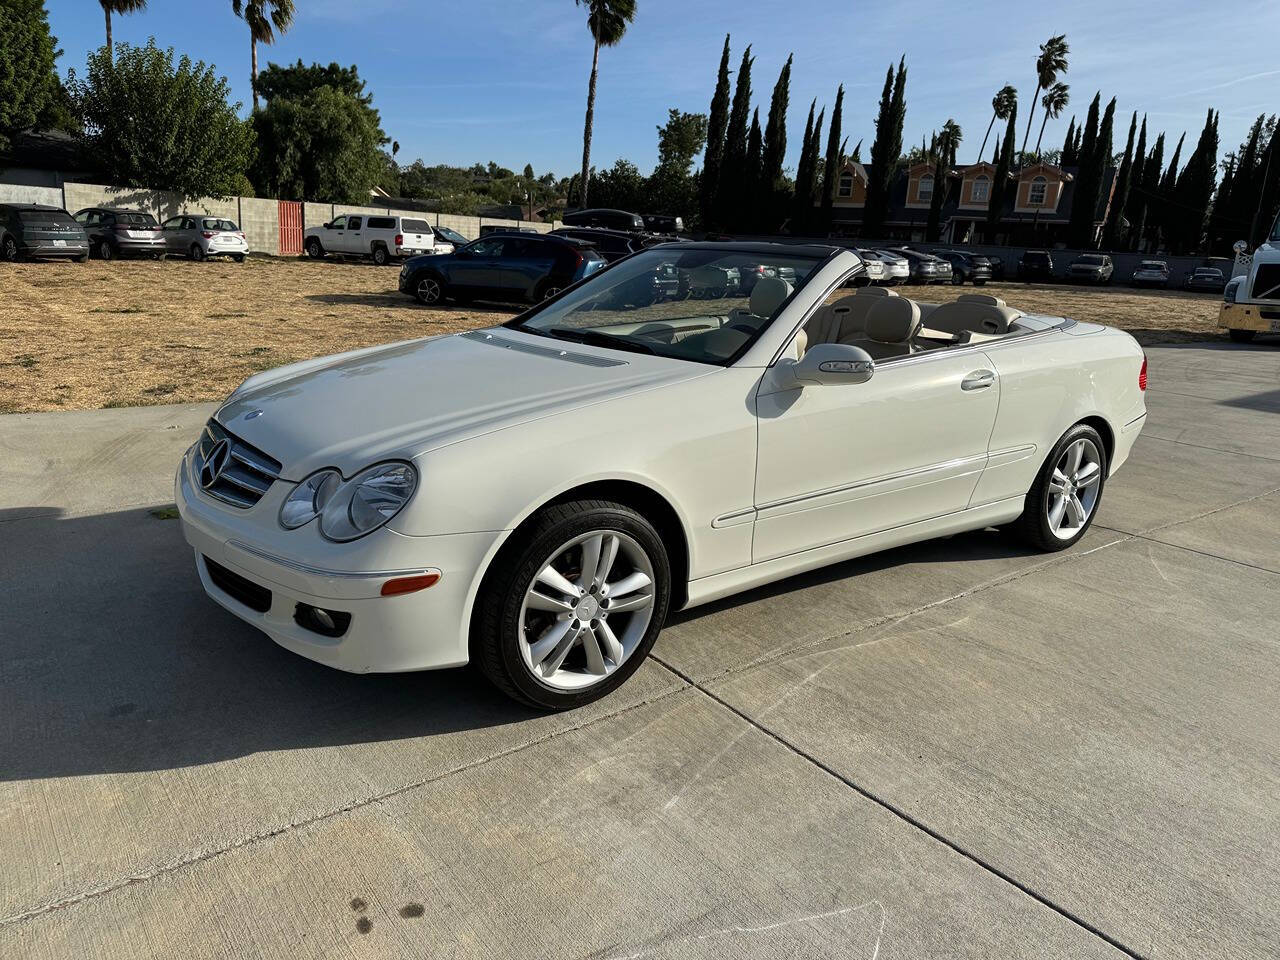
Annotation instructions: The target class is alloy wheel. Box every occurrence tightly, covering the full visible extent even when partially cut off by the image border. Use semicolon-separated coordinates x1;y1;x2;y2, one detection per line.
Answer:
518;530;656;691
2;237;17;262
416;277;441;304
541;285;561;301
1047;438;1102;539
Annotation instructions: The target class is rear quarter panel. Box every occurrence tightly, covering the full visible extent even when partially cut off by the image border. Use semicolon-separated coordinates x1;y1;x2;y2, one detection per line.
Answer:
969;325;1145;507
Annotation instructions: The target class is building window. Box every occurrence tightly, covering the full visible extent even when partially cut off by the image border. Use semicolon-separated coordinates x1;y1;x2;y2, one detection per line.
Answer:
971;176;989;203
1029;176;1047;206
837;174;853;198
918;173;934;201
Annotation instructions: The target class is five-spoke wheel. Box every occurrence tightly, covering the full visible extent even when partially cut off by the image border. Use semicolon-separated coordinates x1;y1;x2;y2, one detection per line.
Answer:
1009;422;1108;551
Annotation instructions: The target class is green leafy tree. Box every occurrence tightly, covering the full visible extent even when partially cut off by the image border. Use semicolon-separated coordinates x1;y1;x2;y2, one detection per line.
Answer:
699;34;732;226
1060;115;1076;165
98;0;146;61
588;157;645;211
574;0;636;208
1167;109;1219;253
820;84;845;227
250;60;388;203
745;107;763;225
865;58;906;236
230;0;295;112
1067;92;1101;246
1103;111;1137;248
760;53;792;214
978;84;1017;163
67;39;253;200
1133;131;1163;248
0;0;63;151
714;44;754;229
1021;34;1069;157
650;108;707;219
791;102;822;232
1122;115;1146;246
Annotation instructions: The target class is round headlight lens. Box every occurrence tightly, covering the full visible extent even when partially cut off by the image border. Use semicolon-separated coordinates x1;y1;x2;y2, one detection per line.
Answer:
279;469;340;529
319;461;417;542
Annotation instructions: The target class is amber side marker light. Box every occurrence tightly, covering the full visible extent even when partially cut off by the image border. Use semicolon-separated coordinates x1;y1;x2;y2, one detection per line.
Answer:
381;572;441;597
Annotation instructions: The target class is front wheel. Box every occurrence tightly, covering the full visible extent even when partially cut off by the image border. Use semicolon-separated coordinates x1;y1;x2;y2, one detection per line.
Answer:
472;500;671;710
1229;329;1257;343
1008;424;1107;551
413;272;446;305
305;238;324;259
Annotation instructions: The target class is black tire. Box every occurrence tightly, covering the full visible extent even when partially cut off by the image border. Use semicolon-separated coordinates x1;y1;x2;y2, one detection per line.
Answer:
1229;329;1257;343
232;254;245;263
189;244;205;262
152;252;166;261
951;271;964;286
472;499;672;710
974;279;986;286
1;235;19;262
305;237;325;259
99;241;114;261
371;244;390;266
74;254;88;263
412;271;446;305
1007;423;1108;552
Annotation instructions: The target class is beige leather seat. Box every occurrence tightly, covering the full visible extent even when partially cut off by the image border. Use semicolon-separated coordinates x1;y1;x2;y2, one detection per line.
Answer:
926;295;1020;336
727;276;793;335
806;287;899;347
849;295;921;360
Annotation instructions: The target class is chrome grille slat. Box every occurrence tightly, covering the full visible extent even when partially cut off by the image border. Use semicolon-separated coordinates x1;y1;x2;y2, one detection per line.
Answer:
193;419;282;509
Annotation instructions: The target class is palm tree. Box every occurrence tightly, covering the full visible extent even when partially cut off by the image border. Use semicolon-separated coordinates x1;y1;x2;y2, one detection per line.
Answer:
1034;82;1070;160
1021;34;1069;158
939;119;963;164
978;85;1016;162
231;0;296;112
99;0;147;61
575;0;636;208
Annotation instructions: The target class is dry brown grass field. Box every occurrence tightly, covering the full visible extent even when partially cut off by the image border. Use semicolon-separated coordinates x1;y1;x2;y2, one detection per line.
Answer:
0;257;1226;414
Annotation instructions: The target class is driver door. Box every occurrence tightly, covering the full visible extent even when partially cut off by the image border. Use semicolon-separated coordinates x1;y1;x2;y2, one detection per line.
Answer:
752;348;1000;563
450;237;508;295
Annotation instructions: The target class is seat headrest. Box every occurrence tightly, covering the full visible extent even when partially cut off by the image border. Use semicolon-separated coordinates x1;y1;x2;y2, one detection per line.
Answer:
749;276;792;317
853;285;897;297
956;293;1006;307
865;296;921;344
927;300;1019;335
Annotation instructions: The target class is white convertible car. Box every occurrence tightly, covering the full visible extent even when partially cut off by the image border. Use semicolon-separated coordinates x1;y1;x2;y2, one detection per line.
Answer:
177;243;1147;709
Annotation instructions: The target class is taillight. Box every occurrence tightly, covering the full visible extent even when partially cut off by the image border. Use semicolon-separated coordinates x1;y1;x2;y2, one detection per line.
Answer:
1138;354;1148;392
202;231;214;239
394;234;403;247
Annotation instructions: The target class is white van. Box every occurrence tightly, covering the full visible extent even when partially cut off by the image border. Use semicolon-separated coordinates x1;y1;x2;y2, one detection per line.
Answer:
304;214;436;265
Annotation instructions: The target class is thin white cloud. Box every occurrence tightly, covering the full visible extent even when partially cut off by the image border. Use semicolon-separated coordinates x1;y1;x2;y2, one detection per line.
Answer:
1162;68;1280;100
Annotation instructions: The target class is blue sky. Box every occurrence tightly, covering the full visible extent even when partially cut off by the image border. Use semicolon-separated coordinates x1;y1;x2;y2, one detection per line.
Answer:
47;0;1280;180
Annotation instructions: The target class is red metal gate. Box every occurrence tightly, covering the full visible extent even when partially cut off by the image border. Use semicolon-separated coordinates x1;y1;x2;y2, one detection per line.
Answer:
278;200;303;256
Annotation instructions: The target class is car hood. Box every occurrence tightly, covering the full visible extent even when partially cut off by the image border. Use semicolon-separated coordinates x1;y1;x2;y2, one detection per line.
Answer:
214;328;709;478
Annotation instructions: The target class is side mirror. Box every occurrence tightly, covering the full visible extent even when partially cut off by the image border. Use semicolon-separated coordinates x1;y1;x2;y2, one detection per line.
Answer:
776;343;875;389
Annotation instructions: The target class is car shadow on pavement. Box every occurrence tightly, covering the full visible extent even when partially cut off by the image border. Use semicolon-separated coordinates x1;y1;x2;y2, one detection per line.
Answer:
306;292;518;315
0;506;537;783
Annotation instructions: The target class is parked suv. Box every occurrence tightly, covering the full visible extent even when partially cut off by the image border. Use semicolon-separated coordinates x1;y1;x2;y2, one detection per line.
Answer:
895;247;952;284
0;204;89;261
162;215;249;261
936;250;993;285
561;208;646;232
551;226;647;262
305;214;435;265
1130;260;1170;288
398;233;607;306
1018;249;1056;282
73;207;166;260
1067;253;1114;285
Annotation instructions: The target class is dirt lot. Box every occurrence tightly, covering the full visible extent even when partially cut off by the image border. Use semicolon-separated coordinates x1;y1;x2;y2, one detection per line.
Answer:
0;257;1225;414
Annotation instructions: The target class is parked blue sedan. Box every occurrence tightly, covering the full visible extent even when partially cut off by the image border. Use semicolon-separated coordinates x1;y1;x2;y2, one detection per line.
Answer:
399;232;608;306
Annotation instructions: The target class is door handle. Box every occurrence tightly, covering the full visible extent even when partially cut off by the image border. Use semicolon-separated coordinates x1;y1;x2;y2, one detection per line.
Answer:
961;370;996;391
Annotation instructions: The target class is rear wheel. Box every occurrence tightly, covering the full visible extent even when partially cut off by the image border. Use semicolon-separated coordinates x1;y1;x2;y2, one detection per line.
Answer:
951;271;964;285
535;279;563;302
189;244;205;262
472;499;671;710
1008;424;1107;552
98;242;114;261
372;244;390;266
1;236;18;262
1229;329;1257;343
305;237;324;259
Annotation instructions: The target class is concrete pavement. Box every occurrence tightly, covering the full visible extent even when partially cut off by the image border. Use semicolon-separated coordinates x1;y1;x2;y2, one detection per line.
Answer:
1;342;1278;959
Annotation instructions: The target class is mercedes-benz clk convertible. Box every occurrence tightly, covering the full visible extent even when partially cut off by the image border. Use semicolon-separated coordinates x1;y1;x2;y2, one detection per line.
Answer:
177;242;1148;709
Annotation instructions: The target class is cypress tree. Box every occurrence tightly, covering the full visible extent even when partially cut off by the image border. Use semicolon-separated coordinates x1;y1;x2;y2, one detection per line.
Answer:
988;102;1017;232
820;84;845;227
1252;122;1280;246
1123;115;1148;245
1218;114;1265;247
762;54;792;191
1134;132;1164;249
715;45;754;230
1061;116;1077;165
864;65;895;235
1072;124;1082;163
1169;109;1219;253
1103;111;1137;248
745;108;764;231
1068;93;1101;246
792;99;817;229
699;35;732;228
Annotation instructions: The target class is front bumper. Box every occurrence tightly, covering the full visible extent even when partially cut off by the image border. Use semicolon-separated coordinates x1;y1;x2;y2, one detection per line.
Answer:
1218;301;1280;333
176;447;501;673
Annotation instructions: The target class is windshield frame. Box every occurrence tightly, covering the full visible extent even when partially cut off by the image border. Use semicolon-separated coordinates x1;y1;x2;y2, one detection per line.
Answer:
502;243;842;367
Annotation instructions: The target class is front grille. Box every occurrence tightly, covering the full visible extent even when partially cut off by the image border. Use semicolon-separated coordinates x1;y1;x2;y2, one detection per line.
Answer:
1250;263;1280;301
194;419;282;508
204;556;272;612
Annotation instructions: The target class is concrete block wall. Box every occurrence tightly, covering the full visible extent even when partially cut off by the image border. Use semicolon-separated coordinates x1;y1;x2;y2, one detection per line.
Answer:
0;183;61;206
238;196;279;255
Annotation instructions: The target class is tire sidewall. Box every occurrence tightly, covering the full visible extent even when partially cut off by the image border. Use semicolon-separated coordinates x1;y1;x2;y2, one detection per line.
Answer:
2;236;18;261
306;238;324;259
372;245;389;266
480;503;671;710
1028;424;1108;548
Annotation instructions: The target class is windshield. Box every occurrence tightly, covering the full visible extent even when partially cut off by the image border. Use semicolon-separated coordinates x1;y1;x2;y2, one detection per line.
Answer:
505;246;830;366
437;227;468;245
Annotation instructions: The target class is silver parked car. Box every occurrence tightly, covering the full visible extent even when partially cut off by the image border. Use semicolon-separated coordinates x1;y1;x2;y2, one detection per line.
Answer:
162;215;249;262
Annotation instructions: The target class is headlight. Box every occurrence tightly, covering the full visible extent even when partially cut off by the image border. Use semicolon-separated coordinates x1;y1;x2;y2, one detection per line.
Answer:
279;469;341;528
280;462;417;540
1224;276;1243;304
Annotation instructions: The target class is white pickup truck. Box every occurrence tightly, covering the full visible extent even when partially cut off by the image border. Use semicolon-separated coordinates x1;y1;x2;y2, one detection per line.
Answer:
304;214;436;265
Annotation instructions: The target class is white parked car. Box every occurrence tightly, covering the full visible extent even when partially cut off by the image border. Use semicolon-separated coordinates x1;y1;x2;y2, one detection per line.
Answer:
859;248;910;285
304;214;436;265
161;215;249;262
177;243;1147;709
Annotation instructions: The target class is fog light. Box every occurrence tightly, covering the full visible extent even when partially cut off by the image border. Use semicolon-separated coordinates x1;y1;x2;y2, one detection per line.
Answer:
294;603;351;638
